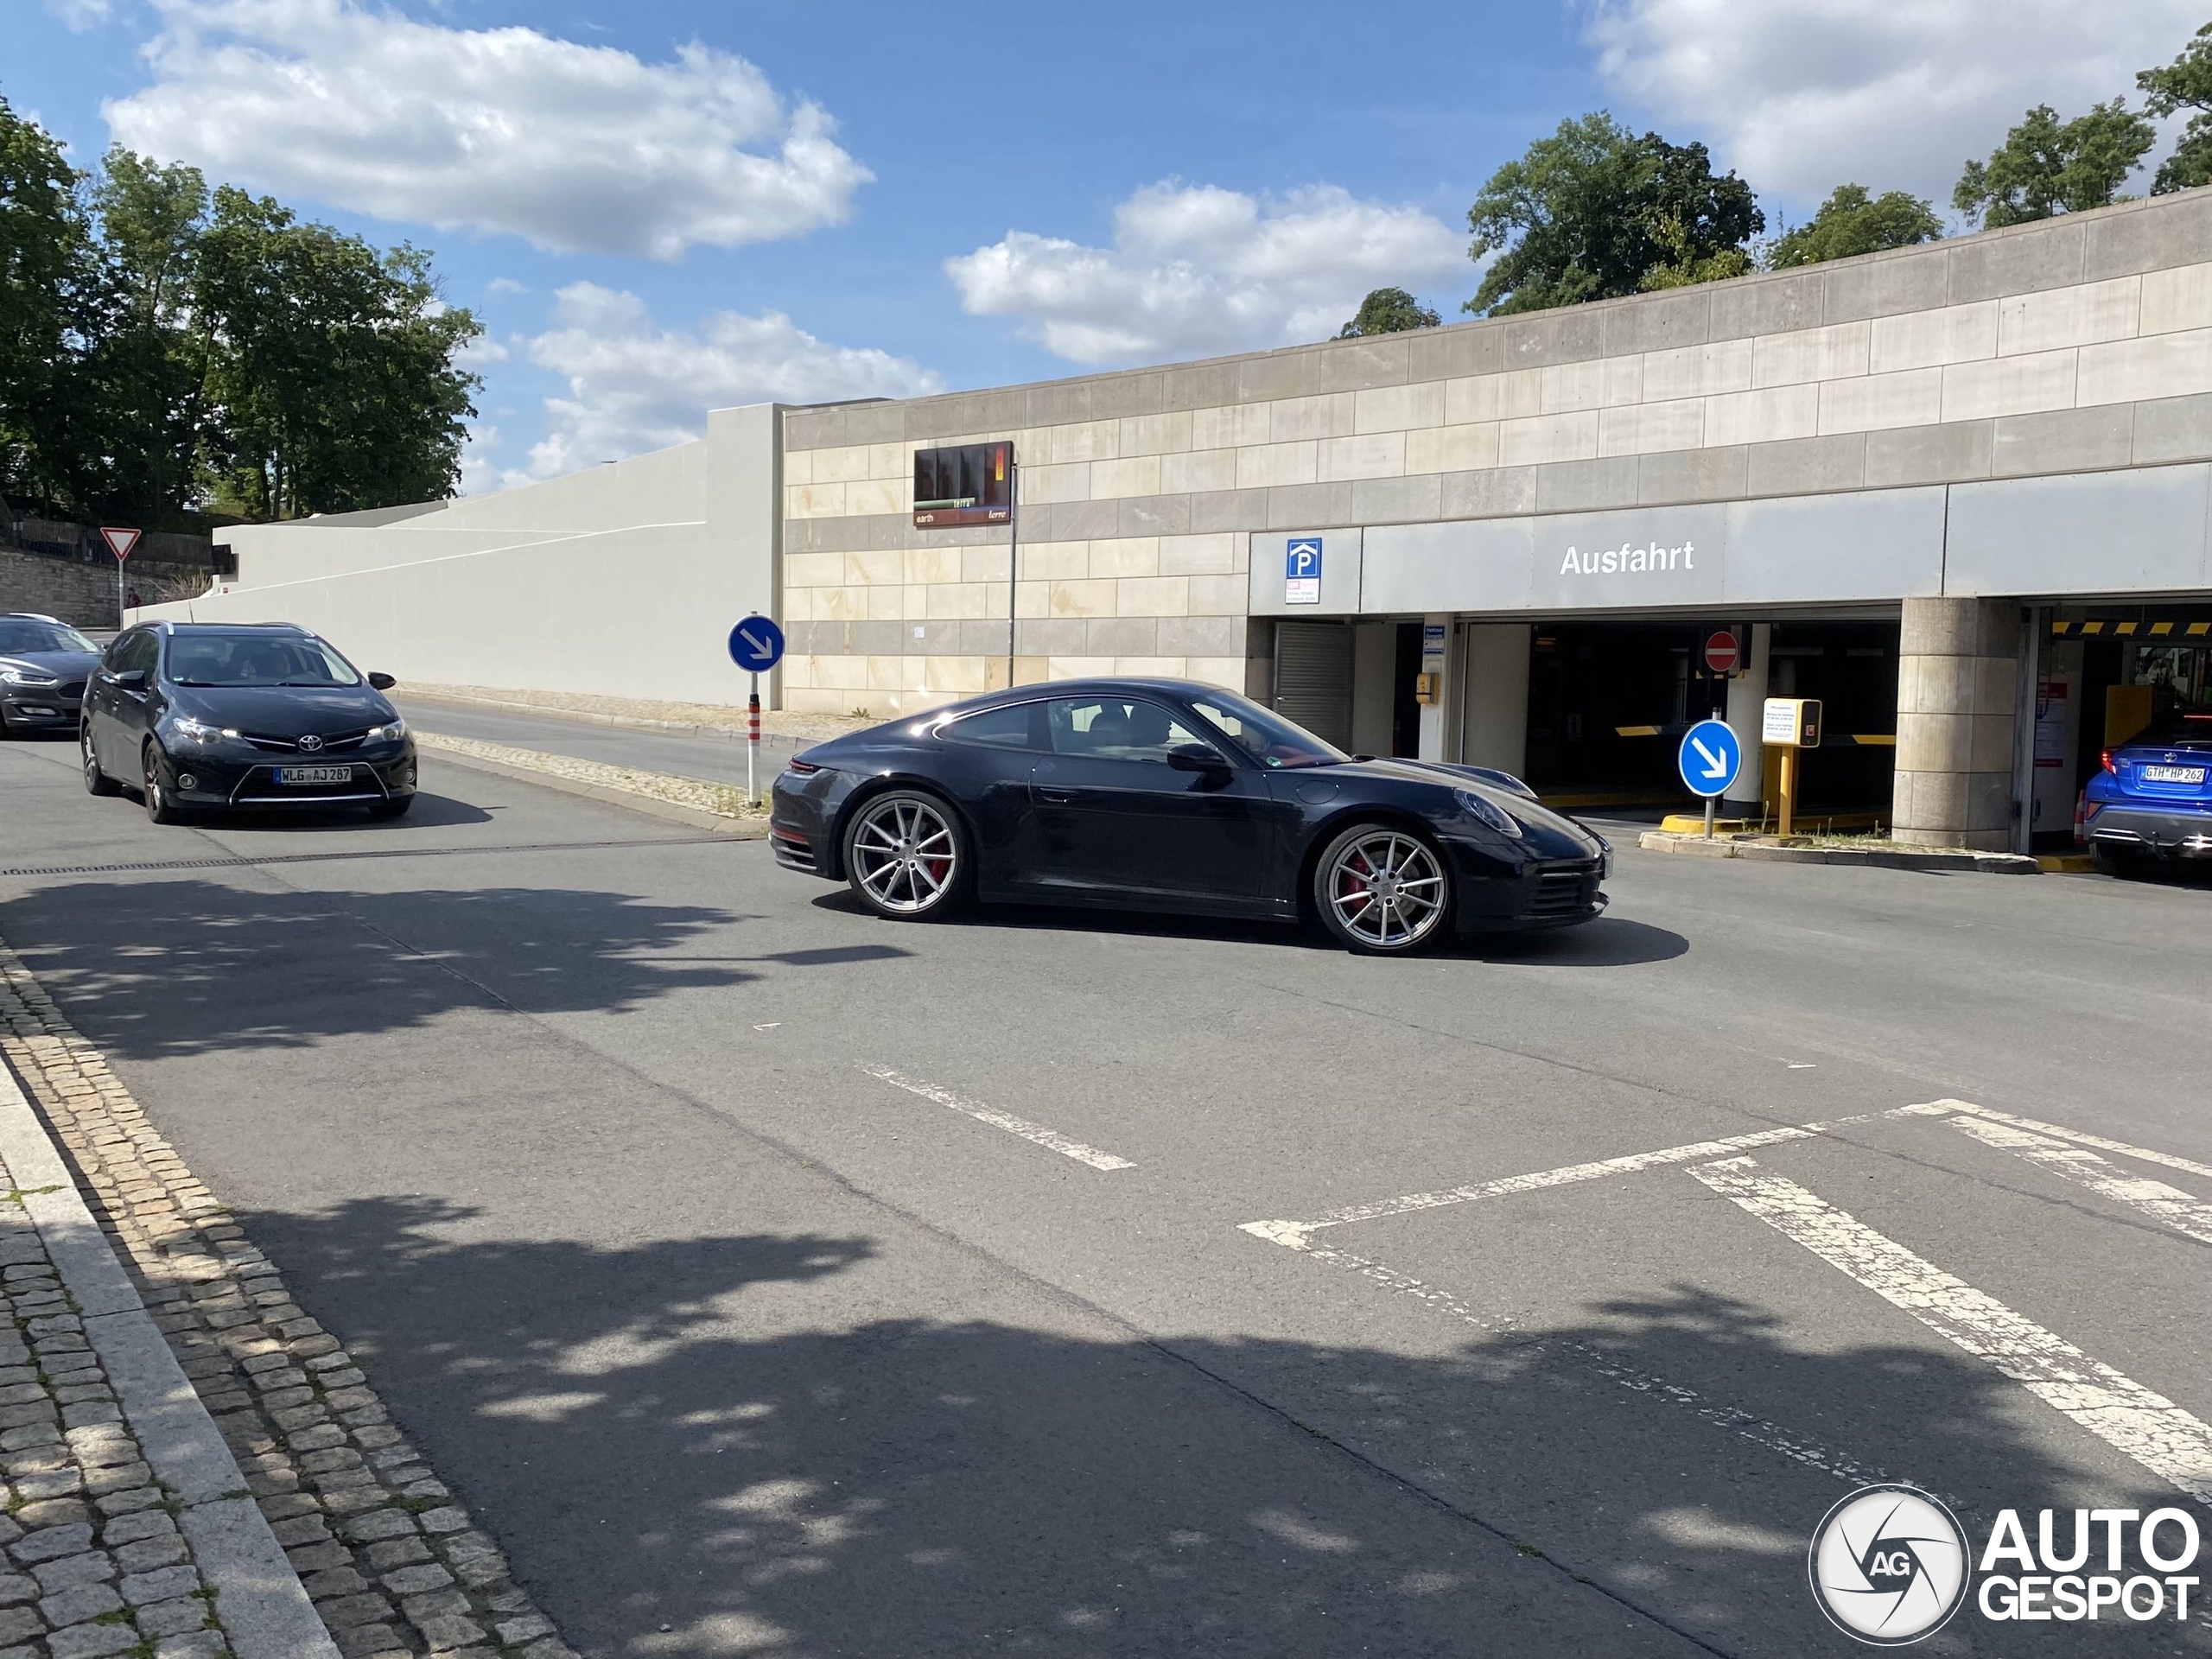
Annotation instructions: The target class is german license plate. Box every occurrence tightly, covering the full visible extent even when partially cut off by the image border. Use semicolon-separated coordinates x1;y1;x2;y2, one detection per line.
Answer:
276;766;353;785
2140;764;2206;784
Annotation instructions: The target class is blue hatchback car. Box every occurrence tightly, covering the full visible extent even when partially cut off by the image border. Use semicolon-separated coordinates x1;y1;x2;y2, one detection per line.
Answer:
2084;715;2212;874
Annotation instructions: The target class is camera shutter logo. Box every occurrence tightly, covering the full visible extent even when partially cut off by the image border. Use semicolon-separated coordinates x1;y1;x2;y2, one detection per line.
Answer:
1808;1484;1969;1645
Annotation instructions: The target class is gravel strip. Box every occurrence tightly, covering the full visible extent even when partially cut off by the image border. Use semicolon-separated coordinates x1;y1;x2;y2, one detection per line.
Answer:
0;943;577;1659
414;732;768;822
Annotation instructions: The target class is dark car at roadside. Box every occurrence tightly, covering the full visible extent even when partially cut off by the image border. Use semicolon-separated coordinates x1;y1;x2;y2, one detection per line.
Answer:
770;678;1609;955
0;614;100;738
80;620;416;823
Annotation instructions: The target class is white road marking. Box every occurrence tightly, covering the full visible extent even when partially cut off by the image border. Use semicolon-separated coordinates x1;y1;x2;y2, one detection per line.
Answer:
1929;1098;2212;1183
1691;1156;2212;1503
858;1065;1135;1172
1261;1230;1897;1492
1243;1105;1914;1244
1944;1114;2212;1245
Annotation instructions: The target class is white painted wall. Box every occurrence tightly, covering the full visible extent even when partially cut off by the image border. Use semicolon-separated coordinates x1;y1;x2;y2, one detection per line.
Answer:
130;405;781;709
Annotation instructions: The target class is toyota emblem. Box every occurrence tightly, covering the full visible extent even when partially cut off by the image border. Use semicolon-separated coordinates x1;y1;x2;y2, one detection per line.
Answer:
298;734;324;753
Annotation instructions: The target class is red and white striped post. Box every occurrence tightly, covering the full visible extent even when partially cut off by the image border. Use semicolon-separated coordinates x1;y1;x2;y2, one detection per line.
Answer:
747;677;762;805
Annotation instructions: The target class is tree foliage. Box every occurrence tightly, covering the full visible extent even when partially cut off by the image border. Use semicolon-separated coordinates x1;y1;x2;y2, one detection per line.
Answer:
0;99;479;524
1465;112;1763;315
2139;22;2212;195
1768;184;1943;269
1337;287;1440;338
1954;101;2155;228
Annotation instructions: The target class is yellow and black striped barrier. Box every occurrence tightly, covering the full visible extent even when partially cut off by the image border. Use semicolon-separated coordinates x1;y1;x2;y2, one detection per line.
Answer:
2050;618;2212;638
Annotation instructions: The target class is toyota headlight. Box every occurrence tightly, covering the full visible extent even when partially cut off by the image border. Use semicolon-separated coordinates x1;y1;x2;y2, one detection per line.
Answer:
0;666;59;687
367;717;407;741
170;715;238;743
1452;788;1524;838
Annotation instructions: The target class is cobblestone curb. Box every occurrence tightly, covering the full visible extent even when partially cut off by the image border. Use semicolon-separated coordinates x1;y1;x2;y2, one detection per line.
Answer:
0;943;575;1659
415;731;770;835
1636;830;2040;874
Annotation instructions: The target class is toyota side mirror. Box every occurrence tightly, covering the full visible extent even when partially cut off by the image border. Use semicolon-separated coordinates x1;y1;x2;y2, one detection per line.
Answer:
368;672;397;690
1166;744;1228;772
112;669;147;690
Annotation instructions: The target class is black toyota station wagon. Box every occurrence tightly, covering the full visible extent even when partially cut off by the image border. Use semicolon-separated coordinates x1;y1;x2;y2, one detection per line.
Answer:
80;620;416;823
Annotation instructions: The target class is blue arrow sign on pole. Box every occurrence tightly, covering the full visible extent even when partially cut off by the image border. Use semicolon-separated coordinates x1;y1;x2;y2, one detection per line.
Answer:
728;614;785;673
1678;718;1742;798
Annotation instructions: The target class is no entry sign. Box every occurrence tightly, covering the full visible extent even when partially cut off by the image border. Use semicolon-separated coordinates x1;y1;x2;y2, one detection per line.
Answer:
1703;629;1739;675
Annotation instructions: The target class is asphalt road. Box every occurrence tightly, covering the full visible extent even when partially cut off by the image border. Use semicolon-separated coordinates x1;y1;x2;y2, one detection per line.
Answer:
1;732;2209;1657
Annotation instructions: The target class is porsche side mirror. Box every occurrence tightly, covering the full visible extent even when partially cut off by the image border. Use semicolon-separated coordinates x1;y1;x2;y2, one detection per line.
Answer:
368;671;397;690
1166;744;1228;773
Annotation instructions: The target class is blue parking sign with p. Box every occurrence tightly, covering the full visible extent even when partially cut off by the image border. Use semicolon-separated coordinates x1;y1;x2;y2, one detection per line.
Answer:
1285;537;1322;604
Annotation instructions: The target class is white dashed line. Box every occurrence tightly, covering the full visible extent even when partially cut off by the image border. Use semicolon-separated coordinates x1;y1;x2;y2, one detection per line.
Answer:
859;1065;1135;1172
1242;1104;1916;1244
1690;1155;2212;1504
1944;1113;2212;1246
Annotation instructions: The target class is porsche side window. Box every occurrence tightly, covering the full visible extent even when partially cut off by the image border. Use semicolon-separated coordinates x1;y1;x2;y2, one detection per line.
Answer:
940;702;1047;750
1048;698;1220;764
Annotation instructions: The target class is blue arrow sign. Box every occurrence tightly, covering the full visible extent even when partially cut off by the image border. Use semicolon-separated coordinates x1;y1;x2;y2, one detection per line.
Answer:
1678;718;1742;798
728;615;785;673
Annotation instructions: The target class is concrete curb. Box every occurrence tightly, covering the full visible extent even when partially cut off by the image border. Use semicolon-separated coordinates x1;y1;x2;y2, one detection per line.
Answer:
1637;830;2040;875
402;686;856;747
422;742;771;838
0;1060;343;1659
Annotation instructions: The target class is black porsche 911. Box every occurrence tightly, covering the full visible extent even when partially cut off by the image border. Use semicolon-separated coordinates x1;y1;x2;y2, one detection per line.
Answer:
770;678;1609;954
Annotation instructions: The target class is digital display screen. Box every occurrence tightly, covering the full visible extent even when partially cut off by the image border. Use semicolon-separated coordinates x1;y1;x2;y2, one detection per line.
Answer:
913;442;1014;527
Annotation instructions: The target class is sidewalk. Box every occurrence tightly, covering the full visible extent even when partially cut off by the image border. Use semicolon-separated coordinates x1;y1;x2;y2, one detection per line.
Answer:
0;944;574;1659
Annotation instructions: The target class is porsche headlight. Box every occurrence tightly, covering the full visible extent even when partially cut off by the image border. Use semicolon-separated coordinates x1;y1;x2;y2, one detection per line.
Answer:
1452;788;1524;838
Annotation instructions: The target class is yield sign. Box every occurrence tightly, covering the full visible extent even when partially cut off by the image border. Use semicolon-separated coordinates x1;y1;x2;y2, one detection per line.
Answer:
100;526;142;562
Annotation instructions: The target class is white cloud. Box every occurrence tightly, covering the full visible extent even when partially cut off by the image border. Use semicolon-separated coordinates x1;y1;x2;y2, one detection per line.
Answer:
46;0;112;29
945;181;1466;365
1586;0;2206;209
485;277;528;297
105;0;869;258
503;283;941;485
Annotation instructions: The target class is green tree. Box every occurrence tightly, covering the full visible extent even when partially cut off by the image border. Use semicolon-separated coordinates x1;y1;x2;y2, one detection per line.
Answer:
196;187;481;520
1465;111;1764;315
1768;184;1943;268
1954;101;2156;228
1338;287;1440;338
0;95;96;510
2139;22;2212;194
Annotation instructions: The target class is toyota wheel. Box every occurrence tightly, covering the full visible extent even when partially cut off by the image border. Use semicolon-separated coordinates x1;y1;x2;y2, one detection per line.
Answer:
82;725;119;795
142;741;184;825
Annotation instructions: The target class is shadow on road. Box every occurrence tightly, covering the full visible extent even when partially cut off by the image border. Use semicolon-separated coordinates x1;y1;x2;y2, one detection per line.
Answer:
810;890;1689;968
227;1195;2195;1659
1;879;906;1057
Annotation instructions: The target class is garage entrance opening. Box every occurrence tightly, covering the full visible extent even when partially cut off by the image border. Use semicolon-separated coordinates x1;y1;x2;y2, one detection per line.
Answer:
1525;620;1899;815
2034;612;2212;850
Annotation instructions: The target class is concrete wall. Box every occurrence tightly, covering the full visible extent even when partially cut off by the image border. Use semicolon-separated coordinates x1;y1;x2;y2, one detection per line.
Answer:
781;190;2212;712
2;548;213;629
130;405;781;707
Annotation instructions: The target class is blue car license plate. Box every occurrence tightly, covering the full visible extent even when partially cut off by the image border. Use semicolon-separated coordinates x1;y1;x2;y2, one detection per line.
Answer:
276;766;354;785
2140;764;2206;785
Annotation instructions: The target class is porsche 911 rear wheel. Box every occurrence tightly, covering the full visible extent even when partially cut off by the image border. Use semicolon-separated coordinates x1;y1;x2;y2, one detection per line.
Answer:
844;791;968;920
1315;824;1451;954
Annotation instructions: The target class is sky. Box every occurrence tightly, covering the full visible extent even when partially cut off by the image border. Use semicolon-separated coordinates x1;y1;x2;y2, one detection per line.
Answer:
10;0;2208;493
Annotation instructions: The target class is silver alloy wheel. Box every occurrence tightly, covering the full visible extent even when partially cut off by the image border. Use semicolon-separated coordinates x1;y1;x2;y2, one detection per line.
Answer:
850;795;958;913
82;728;98;783
1325;830;1446;950
143;746;164;815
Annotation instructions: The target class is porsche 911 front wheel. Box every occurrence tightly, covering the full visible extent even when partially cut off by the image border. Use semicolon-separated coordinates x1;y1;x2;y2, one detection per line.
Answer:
844;791;969;920
1314;824;1452;954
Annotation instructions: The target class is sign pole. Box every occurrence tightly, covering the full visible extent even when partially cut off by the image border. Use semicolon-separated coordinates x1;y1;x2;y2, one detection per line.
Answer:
1004;461;1020;689
1703;797;1716;839
747;672;761;806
